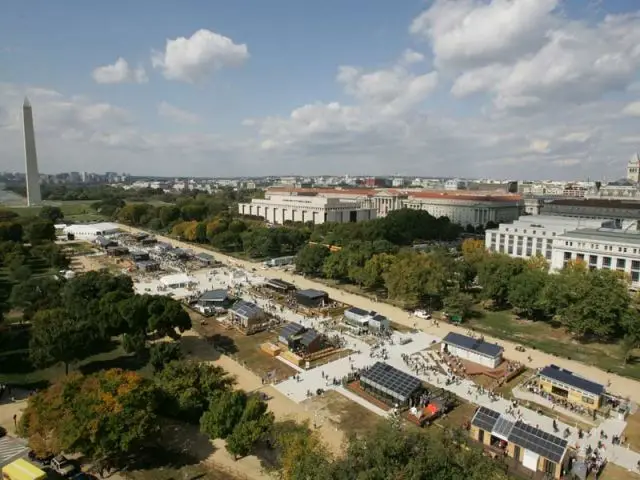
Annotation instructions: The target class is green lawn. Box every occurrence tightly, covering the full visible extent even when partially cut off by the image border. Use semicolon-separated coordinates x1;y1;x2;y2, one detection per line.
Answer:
0;325;152;388
467;309;640;380
5;201;108;222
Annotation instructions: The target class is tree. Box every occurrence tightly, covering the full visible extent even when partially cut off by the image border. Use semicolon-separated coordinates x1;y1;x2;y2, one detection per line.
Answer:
29;308;98;375
225;418;271;460
19;369;158;471
24;220;55;244
477;254;525;307
0;221;23;242
361;253;397;290
149;341;183;372
10;276;62;319
443;290;474;319
461;238;487;265
295;244;330;276
200;390;248;439
154;361;235;422
38;206;64;222
146;296;191;339
508;269;549;319
270;420;331;480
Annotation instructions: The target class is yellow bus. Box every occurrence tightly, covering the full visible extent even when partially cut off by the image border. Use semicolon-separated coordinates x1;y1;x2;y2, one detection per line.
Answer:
1;458;46;480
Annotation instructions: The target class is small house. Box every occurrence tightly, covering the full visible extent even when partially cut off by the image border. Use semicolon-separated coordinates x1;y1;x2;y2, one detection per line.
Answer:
295;289;329;308
197;289;231;310
136;260;160;272
228;301;268;334
299;328;323;354
538;365;604;411
278;322;306;347
441;332;503;368
368;313;390;332
264;278;296;293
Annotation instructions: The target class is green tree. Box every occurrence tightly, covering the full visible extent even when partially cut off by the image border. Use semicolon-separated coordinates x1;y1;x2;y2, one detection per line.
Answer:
295;244;330;276
361;253;397;290
508;269;549;318
38;206;64;222
19;369;158;471
154;361;235;422
24;220;55;244
477;254;525;307
29;308;100;375
149;341;183;372
200;390;247;439
10;276;62;319
443;290;474;319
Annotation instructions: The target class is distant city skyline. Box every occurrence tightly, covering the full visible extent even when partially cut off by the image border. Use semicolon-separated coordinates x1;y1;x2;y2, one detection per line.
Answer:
1;0;640;180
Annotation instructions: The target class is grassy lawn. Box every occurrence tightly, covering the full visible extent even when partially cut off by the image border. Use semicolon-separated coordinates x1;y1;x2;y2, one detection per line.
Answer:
467;309;640;380
5;201;108;222
434;401;477;430
599;463;640;480
0;325;152;388
623;411;640;453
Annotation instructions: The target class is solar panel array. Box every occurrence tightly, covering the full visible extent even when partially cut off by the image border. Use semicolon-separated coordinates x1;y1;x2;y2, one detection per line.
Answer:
300;329;321;346
296;289;327;299
539;364;604;396
510;422;568;463
231;301;263;319
492;416;515;439
279;322;305;339
471;406;500;432
360;362;422;402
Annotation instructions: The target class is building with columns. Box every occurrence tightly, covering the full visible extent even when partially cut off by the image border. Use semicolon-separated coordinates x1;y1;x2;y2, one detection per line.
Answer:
238;193;376;225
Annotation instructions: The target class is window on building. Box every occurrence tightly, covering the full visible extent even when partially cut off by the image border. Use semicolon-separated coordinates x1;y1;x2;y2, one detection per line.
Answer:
602;257;611;268
632;260;640;270
582;396;595;405
577;254;585;261
617;259;626;270
589;255;597;265
546;250;552;260
543;459;556;477
564;252;572;260
632;271;640;282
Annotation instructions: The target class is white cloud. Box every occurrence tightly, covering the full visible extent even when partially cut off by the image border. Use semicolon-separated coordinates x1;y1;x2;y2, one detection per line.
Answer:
411;0;560;69
92;58;148;84
400;49;425;66
151;29;249;83
529;139;550;153
622;101;640;117
157;101;201;124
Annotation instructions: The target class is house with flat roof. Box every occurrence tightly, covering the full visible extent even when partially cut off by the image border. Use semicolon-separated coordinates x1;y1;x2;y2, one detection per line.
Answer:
470;406;570;479
295;289;329;308
196;289;231;315
228;301;268;334
442;332;503;368
360;362;423;406
538;365;604;410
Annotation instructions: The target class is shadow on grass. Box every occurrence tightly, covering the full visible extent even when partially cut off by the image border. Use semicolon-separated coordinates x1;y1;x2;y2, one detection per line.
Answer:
79;350;150;375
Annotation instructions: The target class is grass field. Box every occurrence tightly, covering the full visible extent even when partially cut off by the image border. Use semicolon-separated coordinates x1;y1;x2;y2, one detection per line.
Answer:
4;200;107;222
467;309;640;380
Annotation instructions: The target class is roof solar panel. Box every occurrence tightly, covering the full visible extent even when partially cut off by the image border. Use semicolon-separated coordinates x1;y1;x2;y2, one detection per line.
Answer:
510;422;568;463
539;364;604;396
443;332;503;358
300;329;321;345
231;301;263;318
491;416;515;439
279;322;305;339
360;362;421;402
471;407;500;432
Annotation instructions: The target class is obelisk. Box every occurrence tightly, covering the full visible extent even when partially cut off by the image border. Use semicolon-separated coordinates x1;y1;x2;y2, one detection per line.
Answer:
23;97;42;206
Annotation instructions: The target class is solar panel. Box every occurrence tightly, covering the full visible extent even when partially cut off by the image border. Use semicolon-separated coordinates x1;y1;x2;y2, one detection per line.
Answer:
231;301;263;318
346;306;369;317
471;406;500;432
296;289;327;299
539;365;604;396
509;422;568;463
443;332;503;358
360;362;422;402
300;329;321;346
279;322;305;339
492;416;515;439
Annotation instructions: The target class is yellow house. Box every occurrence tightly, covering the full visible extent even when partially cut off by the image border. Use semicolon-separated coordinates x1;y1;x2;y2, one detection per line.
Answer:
538;364;604;411
1;458;46;480
470;407;570;480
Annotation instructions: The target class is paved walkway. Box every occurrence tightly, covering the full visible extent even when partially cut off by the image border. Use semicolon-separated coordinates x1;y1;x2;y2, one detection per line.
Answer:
118;224;640;404
117;225;640;472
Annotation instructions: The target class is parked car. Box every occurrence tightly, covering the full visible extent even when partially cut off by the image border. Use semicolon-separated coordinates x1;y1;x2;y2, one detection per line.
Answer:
414;310;432;320
51;455;77;477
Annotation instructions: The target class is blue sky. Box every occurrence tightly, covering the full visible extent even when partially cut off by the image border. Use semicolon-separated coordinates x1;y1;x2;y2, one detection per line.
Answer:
1;0;640;179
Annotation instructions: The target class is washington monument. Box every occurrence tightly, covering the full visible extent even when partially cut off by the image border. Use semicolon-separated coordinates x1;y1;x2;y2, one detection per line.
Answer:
23;97;42;206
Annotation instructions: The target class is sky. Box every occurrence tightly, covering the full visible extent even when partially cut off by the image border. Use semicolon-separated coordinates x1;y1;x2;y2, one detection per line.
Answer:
1;0;640;180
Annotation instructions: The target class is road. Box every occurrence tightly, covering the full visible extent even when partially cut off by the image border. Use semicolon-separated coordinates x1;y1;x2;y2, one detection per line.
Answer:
116;225;640;402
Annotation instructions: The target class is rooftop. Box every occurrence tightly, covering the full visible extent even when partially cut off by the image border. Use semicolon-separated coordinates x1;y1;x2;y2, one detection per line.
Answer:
300;329;321;346
360;362;422;402
443;332;503;358
198;289;229;302
230;300;263;319
345;306;369;317
265;278;296;290
539;364;604;396
471;407;568;463
279;322;305;339
557;228;640;246
160;273;195;285
548;198;640;209
296;288;328;299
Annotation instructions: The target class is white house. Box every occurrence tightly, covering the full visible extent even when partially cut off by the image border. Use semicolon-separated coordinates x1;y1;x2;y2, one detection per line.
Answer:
442;332;503;368
160;273;197;289
63;222;120;240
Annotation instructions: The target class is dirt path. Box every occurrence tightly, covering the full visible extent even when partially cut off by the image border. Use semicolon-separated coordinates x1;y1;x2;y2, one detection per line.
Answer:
119;225;640;401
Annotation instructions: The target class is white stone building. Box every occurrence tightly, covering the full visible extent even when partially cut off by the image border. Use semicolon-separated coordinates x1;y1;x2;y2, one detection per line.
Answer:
627;153;640;183
550;227;640;287
485;216;610;260
238;193;376;225
403;192;522;226
63;222;120;239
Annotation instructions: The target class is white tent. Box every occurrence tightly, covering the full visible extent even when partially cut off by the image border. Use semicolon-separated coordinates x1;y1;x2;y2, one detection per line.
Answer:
160;273;196;289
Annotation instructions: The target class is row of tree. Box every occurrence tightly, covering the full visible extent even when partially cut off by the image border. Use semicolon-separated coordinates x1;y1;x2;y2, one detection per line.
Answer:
19;360;274;472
